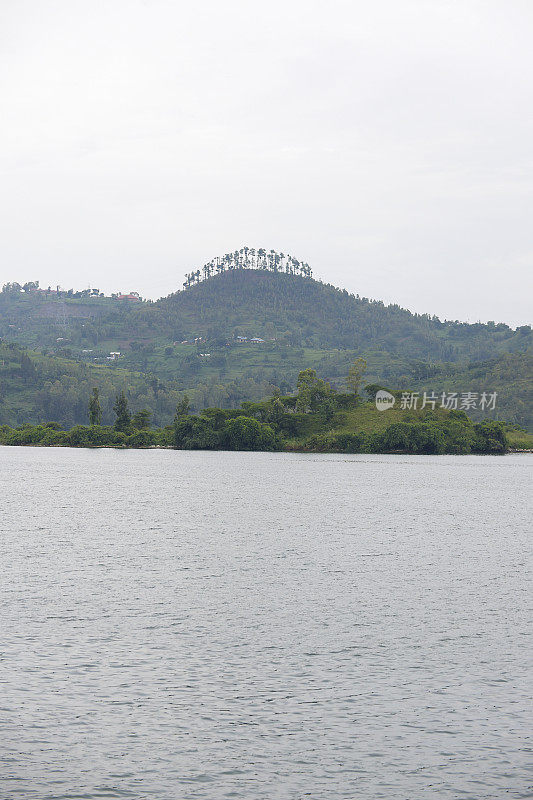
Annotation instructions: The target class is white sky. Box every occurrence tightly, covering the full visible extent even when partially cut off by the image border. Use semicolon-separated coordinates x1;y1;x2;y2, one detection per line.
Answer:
1;0;532;325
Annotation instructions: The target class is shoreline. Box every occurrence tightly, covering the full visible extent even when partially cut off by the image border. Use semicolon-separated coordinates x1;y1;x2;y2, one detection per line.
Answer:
1;443;531;455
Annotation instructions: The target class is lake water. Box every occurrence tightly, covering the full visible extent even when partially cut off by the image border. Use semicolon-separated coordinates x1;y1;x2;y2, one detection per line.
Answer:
0;447;531;800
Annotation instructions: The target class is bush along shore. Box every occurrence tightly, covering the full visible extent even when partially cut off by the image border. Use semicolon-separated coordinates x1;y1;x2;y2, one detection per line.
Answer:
0;371;517;455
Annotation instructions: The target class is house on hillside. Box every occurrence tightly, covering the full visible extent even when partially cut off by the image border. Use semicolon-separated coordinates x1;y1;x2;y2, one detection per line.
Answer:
116;292;141;301
250;337;265;343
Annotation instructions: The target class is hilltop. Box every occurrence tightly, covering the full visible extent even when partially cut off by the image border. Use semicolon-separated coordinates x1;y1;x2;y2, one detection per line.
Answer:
2;268;531;360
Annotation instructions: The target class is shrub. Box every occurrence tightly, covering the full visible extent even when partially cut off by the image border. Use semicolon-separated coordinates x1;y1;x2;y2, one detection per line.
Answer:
221;416;278;451
333;432;367;453
473;421;508;454
302;433;337;452
5;425;48;445
125;430;158;448
64;425;125;447
174;416;221;449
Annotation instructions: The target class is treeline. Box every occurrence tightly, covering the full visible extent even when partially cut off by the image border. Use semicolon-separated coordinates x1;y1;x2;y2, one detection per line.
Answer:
173;408;507;455
173;373;508;454
0;401;508;455
0;369;509;455
183;247;312;288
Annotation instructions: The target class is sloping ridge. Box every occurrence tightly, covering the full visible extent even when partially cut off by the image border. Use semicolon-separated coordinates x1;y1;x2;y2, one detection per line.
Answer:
155;269;529;362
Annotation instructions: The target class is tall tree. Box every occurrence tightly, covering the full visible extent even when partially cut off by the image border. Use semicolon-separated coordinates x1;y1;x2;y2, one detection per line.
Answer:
88;387;102;425
296;368;331;413
346;357;367;396
174;394;191;420
113;391;131;432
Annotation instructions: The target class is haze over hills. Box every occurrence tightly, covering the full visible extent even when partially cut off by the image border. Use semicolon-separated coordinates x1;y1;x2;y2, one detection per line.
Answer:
0;256;531;429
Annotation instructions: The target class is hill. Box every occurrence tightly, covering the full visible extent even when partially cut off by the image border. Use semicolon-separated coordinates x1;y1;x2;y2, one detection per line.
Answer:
1;265;531;429
158;270;531;359
2;269;531;362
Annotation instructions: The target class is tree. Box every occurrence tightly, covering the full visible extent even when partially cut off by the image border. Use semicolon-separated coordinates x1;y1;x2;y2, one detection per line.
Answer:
346;357;367;396
473;421;508;453
296;368;331;413
221;416;278;451
174;415;220;449
19;353;37;383
113;391;131;432
268;397;286;425
131;409;151;429
174;394;191;420
2;282;22;294
88;387;102;425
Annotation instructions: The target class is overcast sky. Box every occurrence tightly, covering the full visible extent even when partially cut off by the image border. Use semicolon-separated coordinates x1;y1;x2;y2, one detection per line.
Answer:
1;0;532;325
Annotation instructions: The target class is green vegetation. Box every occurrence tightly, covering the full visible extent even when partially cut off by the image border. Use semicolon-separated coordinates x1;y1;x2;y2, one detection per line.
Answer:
113;390;132;432
0;340;276;428
346;357;367;396
0;370;514;455
1;267;531;430
88;387;102;425
2;269;531;366
413;350;533;431
0;421;174;449
503;425;533;451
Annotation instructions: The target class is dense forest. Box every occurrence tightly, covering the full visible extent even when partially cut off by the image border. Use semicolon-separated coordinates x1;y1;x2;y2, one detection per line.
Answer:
1;265;531;429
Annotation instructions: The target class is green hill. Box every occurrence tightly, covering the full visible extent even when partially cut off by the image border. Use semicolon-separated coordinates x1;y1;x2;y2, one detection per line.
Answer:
1;265;531;429
2;269;531;362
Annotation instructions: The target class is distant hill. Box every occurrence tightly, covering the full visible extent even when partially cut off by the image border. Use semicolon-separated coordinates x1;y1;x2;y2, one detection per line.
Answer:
157;269;531;358
2;269;531;359
1;267;531;428
413;350;533;431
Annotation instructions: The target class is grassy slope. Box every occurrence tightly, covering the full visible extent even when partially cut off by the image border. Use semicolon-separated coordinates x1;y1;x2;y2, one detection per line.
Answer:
281;402;531;451
505;428;533;450
338;406;533;450
283;403;451;446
